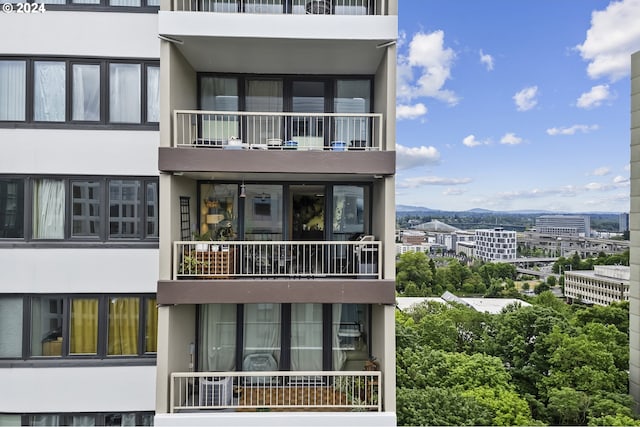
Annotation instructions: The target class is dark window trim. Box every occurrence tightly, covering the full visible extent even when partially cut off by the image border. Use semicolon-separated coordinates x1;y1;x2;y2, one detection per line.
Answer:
0;174;159;245
11;411;156;427
0;56;159;130
0;293;157;362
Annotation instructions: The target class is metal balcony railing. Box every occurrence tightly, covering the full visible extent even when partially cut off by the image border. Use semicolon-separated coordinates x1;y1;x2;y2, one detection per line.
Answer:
170;371;381;412
173;240;381;280
172;0;380;15
174;110;383;151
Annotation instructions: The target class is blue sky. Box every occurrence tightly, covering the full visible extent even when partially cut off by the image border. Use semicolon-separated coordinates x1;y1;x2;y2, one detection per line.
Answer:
395;0;640;213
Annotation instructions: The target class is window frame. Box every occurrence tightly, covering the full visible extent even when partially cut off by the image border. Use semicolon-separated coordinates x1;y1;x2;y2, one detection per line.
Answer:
0;294;157;362
0;175;159;246
0;57;159;130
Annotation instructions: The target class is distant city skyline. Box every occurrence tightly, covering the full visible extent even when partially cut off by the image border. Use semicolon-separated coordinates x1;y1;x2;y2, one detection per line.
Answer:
396;0;638;213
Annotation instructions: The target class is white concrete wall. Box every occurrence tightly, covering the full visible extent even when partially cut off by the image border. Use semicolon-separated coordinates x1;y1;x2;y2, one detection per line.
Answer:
0;366;156;413
0;249;158;294
0;11;159;58
0;129;158;176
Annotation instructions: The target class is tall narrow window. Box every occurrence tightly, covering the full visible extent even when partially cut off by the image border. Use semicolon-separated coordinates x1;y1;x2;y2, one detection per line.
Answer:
72;180;101;238
109;180;140;239
144;298;158;353
34;61;66;122
69;298;99;355
291;303;323;370
246;79;283;145
0;297;23;358
335;80;370;148
145;181;158;238
292;81;325;149
109;63;141;123
243;304;280;370
32;179;65;239
31;296;64;357
199;303;236;371
108;297;139;356
0;178;24;238
146;66;160;123
72;64;100;121
0;60;26;121
200;77;238;143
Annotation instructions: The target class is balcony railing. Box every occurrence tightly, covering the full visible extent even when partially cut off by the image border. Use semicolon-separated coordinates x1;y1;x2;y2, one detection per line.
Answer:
174;110;383;151
173;240;381;280
172;0;380;15
170;371;381;412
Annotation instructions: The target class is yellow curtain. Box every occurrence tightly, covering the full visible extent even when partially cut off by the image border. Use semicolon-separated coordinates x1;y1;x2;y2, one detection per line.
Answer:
108;298;139;355
145;298;158;353
70;299;99;354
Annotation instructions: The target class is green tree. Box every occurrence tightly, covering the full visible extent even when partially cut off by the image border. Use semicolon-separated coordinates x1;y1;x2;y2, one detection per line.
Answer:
396;252;433;294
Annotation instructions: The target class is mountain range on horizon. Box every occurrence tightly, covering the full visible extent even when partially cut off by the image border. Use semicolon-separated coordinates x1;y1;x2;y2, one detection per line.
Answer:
396;204;626;216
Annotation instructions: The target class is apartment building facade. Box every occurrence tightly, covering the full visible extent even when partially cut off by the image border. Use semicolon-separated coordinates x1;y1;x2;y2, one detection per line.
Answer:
0;6;160;426
154;1;397;425
474;228;517;262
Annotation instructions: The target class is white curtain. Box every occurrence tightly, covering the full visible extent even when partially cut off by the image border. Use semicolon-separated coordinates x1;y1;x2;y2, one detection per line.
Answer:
246;79;282;143
0;60;26;121
0;298;22;358
72;64;100;121
146;66;160;122
109;64;141;123
332;304;346;370
72;416;95;426
199;304;236;371
290;303;323;371
34;61;65;122
30;416;60;426
33;179;65;239
244;304;280;362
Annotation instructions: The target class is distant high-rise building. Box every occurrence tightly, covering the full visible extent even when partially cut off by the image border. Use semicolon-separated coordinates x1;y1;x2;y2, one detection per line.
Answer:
474;228;517;262
535;214;591;237
620;212;630;232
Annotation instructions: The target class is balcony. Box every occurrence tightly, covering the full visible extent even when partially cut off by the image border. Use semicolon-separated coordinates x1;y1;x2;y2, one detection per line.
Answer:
174;110;383;152
171;0;380;15
173;240;381;280
170;371;381;412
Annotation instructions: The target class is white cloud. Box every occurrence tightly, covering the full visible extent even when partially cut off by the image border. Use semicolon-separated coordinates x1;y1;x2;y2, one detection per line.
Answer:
613;175;630;184
443;188;466;196
398;176;472;188
500;133;523;145
397;30;459;105
479;49;494;71
513;86;538;111
546;124;599;136
585;182;605;191
397;103;428;120
396;144;440;170
576;85;612;109
576;0;640;81
590;167;610;176
462;134;489;147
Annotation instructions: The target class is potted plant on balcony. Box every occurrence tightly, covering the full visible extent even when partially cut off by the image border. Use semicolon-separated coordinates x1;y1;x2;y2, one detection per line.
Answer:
192;230;213;252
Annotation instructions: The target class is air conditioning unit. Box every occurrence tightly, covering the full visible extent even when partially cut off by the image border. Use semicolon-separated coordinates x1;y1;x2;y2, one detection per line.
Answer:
199;376;232;407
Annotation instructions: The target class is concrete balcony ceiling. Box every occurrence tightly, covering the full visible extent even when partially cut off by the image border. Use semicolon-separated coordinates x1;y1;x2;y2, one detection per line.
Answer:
158;12;397;74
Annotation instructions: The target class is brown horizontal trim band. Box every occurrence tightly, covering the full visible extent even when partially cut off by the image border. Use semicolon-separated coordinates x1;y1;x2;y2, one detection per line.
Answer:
158;147;396;176
157;279;396;305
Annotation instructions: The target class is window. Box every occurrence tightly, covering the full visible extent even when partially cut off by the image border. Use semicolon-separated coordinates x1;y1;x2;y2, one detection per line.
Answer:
5;412;155;426
0;178;24;238
0;176;158;243
0;294;157;360
0;60;26;121
0;58;159;128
